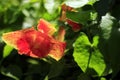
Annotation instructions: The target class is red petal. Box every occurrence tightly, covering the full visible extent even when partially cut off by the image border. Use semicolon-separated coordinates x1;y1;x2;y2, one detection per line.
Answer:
17;28;52;58
2;29;25;49
66;19;82;32
56;26;66;42
2;28;53;58
37;19;56;35
48;40;66;61
59;11;66;22
17;37;31;56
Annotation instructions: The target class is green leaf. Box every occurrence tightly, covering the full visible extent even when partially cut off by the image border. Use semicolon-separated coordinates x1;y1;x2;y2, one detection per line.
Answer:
25;60;50;77
100;77;107;80
107;23;120;77
66;5;96;25
44;76;49;80
88;0;98;5
77;73;92;80
73;33;105;76
48;61;63;79
98;13;119;77
3;44;13;58
1;65;22;80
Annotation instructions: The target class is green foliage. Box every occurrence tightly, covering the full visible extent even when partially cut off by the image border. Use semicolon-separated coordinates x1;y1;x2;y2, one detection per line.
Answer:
0;0;120;80
3;45;13;58
73;33;105;76
98;13;120;77
66;5;97;25
1;65;22;80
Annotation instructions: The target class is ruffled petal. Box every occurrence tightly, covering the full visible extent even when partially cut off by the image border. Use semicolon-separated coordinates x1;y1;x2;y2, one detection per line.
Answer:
48;40;66;61
56;26;66;42
2;28;53;58
37;19;56;35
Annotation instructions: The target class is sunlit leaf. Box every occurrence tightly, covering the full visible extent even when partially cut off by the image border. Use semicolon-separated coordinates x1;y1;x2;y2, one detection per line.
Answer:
88;0;98;5
66;5;95;24
73;33;105;76
44;75;49;80
3;44;13;58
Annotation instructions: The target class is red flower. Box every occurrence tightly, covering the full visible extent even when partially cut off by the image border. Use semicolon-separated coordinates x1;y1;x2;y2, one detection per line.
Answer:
59;4;82;32
2;19;66;61
59;4;74;22
66;19;82;32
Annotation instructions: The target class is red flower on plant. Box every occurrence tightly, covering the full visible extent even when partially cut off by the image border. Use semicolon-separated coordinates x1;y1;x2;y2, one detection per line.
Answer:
66;19;82;32
2;19;66;61
59;4;82;32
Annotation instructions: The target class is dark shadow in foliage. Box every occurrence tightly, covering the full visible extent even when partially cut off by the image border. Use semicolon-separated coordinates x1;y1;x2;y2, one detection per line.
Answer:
111;0;120;20
98;14;120;80
0;43;4;61
0;12;24;30
0;50;51;80
24;59;50;80
97;0;120;79
49;49;82;80
110;1;120;80
93;0;115;20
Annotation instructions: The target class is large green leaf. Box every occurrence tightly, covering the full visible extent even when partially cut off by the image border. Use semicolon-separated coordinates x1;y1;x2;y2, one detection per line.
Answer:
66;5;97;25
73;33;105;76
66;10;90;25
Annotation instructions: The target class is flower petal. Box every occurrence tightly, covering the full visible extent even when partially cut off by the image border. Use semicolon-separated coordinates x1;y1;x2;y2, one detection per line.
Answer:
37;19;56;35
2;28;26;49
56;26;66;42
2;28;53;58
48;40;66;61
66;19;82;32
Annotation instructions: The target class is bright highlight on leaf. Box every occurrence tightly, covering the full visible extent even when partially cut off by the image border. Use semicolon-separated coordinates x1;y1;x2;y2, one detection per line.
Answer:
3;45;13;58
73;33;105;76
2;19;66;61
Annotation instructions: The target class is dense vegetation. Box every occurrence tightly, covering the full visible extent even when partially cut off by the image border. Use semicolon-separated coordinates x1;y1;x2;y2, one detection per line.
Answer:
0;0;120;80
